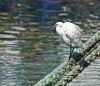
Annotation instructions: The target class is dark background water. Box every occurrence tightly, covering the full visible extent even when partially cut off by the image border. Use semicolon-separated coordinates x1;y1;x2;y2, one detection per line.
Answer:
0;0;100;86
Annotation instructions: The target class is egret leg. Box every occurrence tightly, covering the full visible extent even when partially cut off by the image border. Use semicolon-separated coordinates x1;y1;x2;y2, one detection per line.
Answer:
69;46;71;60
69;41;74;61
71;47;74;55
69;46;73;60
69;44;72;60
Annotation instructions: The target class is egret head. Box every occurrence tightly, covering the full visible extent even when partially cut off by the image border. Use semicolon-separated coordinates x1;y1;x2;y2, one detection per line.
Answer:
51;22;63;32
55;22;63;27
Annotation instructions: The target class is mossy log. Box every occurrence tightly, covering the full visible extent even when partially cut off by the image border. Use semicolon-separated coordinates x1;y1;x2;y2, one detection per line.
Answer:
54;45;100;86
33;30;100;86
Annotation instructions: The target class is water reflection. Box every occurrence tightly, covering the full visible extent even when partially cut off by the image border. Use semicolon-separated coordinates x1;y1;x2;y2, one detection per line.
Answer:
0;25;66;86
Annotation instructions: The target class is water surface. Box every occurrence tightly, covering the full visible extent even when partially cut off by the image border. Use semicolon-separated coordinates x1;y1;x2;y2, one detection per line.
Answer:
0;0;100;86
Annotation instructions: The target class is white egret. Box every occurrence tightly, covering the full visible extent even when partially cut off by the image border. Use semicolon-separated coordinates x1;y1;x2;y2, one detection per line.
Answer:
55;22;83;60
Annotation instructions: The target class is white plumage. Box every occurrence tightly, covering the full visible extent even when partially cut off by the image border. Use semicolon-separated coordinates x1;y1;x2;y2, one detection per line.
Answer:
55;22;83;60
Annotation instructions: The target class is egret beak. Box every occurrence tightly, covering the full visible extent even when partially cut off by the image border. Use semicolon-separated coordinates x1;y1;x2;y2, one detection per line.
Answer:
50;25;55;31
55;24;57;27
